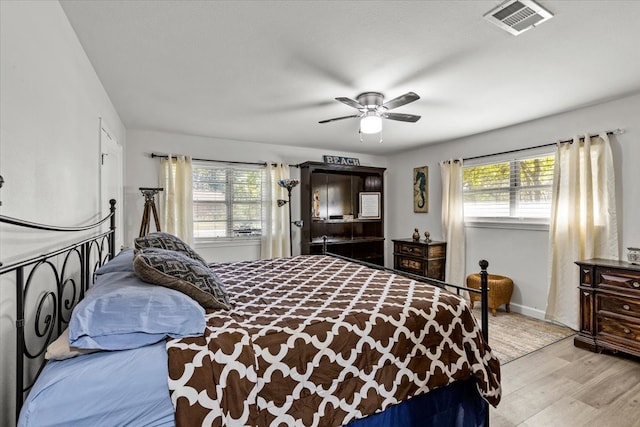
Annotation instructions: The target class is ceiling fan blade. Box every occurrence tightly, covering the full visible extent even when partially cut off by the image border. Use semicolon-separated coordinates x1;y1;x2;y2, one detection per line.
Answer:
382;92;420;110
382;112;421;122
318;114;360;124
335;97;363;109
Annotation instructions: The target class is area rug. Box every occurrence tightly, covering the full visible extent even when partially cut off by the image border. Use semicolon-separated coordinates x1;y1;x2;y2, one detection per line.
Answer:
472;308;575;364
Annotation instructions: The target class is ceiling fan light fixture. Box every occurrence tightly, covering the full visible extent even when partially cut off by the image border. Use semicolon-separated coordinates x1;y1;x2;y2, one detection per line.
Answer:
360;114;382;134
319;91;419;140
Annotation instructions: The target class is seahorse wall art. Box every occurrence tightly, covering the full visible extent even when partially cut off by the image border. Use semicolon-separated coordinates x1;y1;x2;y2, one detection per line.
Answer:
413;166;428;213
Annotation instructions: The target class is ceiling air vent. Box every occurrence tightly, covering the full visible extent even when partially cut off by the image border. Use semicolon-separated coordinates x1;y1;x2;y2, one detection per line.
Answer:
484;0;553;35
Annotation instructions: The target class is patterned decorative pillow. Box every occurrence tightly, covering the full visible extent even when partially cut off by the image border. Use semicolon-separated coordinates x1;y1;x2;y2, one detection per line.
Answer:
134;232;207;267
134;248;231;310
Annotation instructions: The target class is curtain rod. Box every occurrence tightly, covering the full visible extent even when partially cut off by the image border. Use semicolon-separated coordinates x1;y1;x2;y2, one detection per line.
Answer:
463;128;624;162
150;153;300;168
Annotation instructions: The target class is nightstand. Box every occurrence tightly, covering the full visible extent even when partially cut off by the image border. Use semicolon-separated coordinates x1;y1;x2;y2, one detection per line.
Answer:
392;239;446;281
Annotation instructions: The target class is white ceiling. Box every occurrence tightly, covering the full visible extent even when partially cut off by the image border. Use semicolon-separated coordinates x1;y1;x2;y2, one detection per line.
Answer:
59;0;640;155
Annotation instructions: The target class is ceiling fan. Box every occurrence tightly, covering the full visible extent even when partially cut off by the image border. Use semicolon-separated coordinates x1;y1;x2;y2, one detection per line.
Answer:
319;91;421;136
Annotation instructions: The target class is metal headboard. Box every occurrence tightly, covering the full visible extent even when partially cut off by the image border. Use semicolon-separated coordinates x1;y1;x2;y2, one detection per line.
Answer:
0;199;117;422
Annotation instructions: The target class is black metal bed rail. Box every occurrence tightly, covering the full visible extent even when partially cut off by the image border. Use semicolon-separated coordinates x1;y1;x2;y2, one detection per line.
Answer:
0;200;117;422
323;248;491;426
323;251;490;340
323;251;481;292
0;211;113;231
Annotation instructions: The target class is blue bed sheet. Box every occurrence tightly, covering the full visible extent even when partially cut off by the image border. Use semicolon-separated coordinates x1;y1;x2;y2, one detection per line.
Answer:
19;346;485;427
18;342;175;427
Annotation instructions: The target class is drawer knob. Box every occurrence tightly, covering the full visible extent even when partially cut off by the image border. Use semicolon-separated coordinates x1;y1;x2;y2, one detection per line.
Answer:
633;281;640;288
624;328;631;334
623;304;630;311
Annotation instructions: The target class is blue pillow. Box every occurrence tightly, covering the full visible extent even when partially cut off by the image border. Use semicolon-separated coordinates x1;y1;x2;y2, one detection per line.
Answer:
94;249;134;276
69;270;205;350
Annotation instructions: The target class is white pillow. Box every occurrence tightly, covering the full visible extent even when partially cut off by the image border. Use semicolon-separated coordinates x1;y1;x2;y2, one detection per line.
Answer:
45;328;98;361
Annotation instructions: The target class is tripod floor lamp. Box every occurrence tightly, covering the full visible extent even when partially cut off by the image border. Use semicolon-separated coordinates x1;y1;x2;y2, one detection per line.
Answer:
139;187;163;237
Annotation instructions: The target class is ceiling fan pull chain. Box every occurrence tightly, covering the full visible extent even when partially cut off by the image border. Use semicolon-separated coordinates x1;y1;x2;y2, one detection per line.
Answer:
358;130;384;144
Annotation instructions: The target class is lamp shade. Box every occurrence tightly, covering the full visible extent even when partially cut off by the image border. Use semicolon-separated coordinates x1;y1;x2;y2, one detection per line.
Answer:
360;114;382;134
278;179;300;191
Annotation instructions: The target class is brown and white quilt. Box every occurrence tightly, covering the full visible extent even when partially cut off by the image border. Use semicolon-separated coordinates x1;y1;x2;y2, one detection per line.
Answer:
166;255;501;427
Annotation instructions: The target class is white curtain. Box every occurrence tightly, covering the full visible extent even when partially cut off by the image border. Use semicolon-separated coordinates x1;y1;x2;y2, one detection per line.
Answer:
159;155;194;245
440;159;466;286
261;163;290;259
546;133;618;329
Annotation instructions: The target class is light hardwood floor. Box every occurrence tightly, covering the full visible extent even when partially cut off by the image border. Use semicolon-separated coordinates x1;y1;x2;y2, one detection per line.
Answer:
491;336;640;427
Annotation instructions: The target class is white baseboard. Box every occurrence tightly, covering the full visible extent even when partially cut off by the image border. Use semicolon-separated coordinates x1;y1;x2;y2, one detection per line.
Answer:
507;302;546;320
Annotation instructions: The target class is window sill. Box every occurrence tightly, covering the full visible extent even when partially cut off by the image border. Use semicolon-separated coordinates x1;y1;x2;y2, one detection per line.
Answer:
194;238;261;249
464;219;549;231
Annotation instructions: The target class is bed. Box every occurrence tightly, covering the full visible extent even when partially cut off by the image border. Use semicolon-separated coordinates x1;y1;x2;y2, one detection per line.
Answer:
1;200;501;427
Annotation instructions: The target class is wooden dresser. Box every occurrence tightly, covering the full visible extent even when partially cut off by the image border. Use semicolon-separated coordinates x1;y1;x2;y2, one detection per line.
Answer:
392;239;446;281
575;258;640;358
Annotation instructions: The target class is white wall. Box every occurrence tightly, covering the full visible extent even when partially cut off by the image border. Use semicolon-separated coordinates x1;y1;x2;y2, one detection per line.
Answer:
124;130;387;261
0;2;125;425
386;92;640;318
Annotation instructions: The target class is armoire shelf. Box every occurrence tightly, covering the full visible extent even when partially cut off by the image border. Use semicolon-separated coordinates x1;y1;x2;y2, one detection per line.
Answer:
299;161;386;266
312;219;381;224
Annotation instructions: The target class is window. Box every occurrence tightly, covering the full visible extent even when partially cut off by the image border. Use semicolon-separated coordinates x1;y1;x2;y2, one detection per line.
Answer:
463;154;555;223
192;163;263;240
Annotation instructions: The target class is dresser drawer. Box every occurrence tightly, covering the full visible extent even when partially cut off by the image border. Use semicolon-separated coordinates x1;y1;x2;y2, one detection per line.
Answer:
597;268;640;291
598;294;640;318
397;257;425;274
598;315;640;346
427;244;445;258
395;242;426;257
